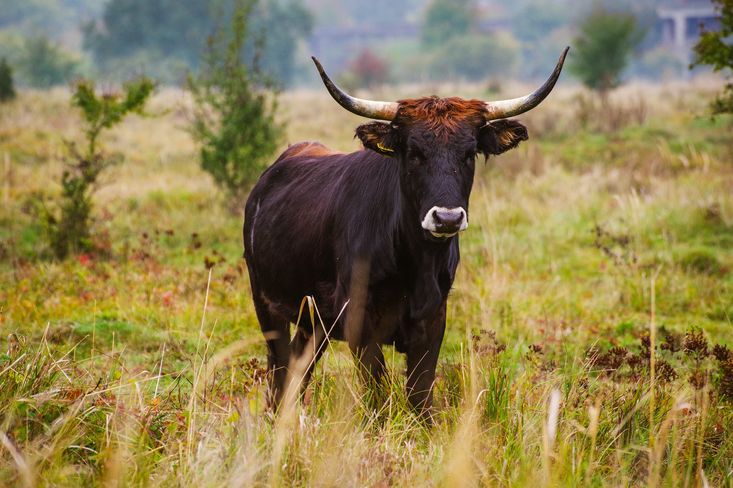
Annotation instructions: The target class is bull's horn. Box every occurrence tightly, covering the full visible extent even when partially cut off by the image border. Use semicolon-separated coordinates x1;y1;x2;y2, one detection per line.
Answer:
484;46;569;120
312;56;399;121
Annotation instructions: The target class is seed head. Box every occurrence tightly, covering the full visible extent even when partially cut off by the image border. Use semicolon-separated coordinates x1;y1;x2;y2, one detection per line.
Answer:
683;328;708;358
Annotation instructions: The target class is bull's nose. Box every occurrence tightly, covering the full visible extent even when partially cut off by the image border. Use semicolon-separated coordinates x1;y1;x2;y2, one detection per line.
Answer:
433;208;464;230
421;206;468;237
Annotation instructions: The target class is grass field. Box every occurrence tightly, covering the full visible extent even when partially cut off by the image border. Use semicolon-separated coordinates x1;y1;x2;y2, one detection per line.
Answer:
1;79;732;486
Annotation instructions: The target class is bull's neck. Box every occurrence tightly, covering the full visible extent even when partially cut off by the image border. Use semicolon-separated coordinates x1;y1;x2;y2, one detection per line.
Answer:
397;195;457;320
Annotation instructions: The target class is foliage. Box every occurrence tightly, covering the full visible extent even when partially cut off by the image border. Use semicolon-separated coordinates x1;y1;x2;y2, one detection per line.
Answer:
42;78;155;259
0;57;15;102
692;0;733;114
570;8;644;93
421;0;474;48
427;32;519;81
187;0;282;204
16;36;78;88
83;0;312;86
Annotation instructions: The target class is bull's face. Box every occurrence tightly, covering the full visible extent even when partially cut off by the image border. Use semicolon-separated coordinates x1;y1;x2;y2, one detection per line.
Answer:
402;120;477;240
311;47;568;242
355;100;528;241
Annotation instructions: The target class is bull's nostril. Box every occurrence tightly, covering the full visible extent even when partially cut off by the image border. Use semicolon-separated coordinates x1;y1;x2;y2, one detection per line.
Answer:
434;209;463;228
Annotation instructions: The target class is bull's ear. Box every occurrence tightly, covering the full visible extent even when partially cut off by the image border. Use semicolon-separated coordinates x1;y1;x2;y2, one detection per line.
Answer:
355;121;399;157
477;119;528;156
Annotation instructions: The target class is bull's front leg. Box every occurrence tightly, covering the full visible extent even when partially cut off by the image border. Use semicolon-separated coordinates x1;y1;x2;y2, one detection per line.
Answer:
343;257;387;406
405;301;447;419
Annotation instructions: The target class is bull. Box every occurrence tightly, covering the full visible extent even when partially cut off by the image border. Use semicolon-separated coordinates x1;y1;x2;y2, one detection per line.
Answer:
244;48;569;416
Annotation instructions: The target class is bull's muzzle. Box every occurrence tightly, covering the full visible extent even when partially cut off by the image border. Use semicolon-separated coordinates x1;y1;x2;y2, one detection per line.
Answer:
421;206;468;238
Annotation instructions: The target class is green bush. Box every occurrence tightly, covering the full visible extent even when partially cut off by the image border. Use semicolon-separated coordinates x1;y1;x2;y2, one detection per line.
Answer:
0;57;15;102
570;8;644;94
42;78;155;259
187;0;282;204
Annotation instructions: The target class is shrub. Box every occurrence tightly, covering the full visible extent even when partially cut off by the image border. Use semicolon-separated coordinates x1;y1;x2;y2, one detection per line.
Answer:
42;78;155;259
0;57;16;102
570;8;644;95
187;0;282;205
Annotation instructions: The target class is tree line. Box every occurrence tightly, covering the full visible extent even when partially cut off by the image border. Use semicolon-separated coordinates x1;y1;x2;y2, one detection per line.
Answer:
0;0;312;87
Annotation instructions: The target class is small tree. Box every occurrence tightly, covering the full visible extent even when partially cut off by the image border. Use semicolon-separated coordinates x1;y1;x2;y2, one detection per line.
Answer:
187;0;282;204
570;8;644;96
692;0;733;114
42;78;155;259
0;58;16;102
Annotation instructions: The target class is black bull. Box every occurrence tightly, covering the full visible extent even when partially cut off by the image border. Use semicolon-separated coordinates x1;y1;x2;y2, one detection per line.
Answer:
243;49;569;416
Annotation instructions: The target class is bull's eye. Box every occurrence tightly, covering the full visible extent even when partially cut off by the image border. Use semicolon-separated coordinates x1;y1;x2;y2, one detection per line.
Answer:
408;148;425;165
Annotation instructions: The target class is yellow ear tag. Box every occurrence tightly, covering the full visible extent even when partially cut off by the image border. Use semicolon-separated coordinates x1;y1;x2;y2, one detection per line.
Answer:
377;142;394;153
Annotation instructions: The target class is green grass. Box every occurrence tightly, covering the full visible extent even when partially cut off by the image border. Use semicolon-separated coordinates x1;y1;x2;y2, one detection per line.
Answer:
0;81;732;486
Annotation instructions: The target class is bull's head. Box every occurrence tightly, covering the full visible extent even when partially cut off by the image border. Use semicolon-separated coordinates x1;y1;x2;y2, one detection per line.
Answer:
312;48;568;241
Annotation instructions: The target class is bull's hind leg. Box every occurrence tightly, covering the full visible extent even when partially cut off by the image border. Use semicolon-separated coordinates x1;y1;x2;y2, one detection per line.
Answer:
253;300;290;411
349;340;387;410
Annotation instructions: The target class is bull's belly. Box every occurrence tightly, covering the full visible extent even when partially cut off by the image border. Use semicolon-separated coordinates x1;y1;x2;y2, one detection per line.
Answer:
257;278;410;349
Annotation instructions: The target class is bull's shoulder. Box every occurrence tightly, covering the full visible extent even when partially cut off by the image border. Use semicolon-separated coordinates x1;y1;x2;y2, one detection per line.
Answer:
280;141;342;160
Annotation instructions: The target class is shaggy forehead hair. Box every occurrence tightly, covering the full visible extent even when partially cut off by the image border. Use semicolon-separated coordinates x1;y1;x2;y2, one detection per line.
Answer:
394;96;488;138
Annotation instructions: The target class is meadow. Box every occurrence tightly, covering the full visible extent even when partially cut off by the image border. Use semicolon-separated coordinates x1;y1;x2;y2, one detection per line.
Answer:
0;78;732;486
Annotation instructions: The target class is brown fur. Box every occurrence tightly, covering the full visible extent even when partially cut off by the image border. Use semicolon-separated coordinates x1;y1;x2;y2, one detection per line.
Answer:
491;121;526;150
395;97;488;138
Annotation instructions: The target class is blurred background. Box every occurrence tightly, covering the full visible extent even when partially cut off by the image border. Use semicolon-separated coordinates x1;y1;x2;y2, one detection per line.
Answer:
1;2;733;485
0;0;722;88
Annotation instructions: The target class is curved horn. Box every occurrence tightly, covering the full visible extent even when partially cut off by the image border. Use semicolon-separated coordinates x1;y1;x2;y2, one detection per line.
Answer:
484;46;569;120
311;56;399;121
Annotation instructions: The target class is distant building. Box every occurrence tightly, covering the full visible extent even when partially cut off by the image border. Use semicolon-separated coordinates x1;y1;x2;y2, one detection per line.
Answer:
658;0;720;64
